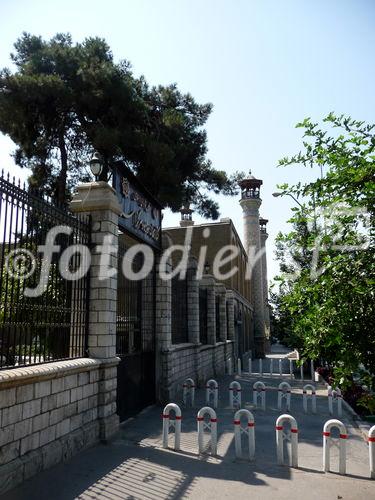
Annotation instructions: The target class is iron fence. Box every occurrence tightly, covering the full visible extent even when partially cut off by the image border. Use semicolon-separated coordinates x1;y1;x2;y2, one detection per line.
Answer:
0;171;90;369
116;238;143;355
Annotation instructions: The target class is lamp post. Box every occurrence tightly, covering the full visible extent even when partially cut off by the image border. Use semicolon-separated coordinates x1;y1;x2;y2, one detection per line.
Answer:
89;152;103;181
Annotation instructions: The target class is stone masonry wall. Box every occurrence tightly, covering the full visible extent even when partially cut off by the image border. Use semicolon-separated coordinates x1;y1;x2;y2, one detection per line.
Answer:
161;341;234;402
0;358;116;495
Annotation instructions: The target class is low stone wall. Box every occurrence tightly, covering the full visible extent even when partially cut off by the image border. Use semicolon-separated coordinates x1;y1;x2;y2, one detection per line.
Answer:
0;357;117;495
161;341;234;402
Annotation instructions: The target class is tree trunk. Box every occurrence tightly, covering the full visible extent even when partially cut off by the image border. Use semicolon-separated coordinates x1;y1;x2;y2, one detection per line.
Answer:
57;132;68;205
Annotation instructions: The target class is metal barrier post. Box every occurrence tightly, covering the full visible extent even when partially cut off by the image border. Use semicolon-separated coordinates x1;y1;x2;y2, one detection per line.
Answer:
323;419;347;475
278;381;292;411
183;378;195;407
197;406;217;455
229;381;242;409
302;384;316;414
276;414;298;467
234;409;255;460
253;381;266;411
206;379;219;408
162;403;182;450
369;425;375;479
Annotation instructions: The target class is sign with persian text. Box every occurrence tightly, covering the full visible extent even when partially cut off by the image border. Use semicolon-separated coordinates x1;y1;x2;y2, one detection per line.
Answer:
113;164;162;250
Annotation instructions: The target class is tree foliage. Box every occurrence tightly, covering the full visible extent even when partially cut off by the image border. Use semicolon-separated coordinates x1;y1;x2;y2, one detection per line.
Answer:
0;33;243;216
272;113;375;387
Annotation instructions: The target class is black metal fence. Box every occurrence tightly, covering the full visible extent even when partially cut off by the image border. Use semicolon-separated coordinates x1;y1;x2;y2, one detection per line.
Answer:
199;288;208;344
171;273;188;344
116;239;143;355
0;172;90;369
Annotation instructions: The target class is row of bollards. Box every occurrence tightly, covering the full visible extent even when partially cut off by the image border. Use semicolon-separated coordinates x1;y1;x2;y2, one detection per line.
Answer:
162;403;375;477
187;378;339;416
237;357;316;381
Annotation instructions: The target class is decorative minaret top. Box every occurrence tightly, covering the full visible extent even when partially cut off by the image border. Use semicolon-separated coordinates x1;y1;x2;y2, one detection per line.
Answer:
180;203;194;227
259;217;269;234
239;171;263;200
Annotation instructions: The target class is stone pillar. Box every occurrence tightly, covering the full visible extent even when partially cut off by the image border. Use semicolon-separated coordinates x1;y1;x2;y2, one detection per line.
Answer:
215;283;227;342
70;181;122;441
240;196;265;357
260;225;271;353
155;234;173;402
187;257;200;344
200;275;216;345
226;290;235;342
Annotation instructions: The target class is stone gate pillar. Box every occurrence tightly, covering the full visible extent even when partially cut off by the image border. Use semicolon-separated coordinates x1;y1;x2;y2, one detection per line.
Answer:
155;234;173;402
70;180;122;441
226;290;235;341
187;257;200;345
200;275;216;345
215;283;227;342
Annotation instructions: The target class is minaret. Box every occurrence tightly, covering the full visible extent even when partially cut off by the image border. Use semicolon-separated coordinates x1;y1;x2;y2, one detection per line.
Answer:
179;204;194;227
239;173;266;357
259;217;271;351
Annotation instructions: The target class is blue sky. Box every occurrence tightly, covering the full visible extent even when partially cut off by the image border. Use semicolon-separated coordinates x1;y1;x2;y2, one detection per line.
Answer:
0;0;374;280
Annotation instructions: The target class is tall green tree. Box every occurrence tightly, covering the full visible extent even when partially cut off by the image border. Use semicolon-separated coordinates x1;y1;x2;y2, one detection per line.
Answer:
272;114;375;386
0;33;242;216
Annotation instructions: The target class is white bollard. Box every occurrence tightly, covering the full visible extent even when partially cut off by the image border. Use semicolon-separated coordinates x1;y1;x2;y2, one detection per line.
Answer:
229;381;242;409
206;379;219;408
270;358;274;376
259;358;263;376
368;425;375;479
302;384;317;414
234;409;255;461
227;358;233;375
276;414;298;467
197;406;217;455
162;403;182;450
253;381;266;411
300;364;304;382
237;358;242;376
279;358;282;376
323;419;347;475
328;386;342;417
278;381;292;411
182;378;195;407
310;360;315;381
248;357;252;375
289;359;293;378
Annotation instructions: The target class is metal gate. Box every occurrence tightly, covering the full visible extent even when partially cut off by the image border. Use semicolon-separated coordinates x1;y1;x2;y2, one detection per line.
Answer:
116;238;156;421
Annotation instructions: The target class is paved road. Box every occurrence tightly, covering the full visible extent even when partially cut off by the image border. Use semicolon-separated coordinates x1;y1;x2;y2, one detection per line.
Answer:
3;372;375;500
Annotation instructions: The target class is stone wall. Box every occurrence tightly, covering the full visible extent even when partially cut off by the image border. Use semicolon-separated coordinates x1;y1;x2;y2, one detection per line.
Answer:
0;358;119;494
161;341;234;402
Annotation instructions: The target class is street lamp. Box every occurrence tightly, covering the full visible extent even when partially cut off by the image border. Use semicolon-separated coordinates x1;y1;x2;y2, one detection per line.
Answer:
89;152;103;180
